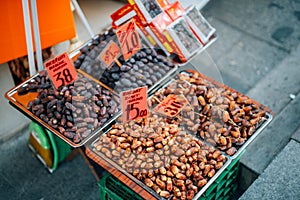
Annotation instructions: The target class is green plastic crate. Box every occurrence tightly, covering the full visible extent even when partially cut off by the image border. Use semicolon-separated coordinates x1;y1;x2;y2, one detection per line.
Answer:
227;164;238;178
216;169;228;183
29;122;72;172
223;184;233;196
204;181;218;196
217;178;227;191
215;187;226;200
45;129;72;164
98;173;143;200
199;154;243;200
222;194;232;200
204;192;216;200
98;151;245;200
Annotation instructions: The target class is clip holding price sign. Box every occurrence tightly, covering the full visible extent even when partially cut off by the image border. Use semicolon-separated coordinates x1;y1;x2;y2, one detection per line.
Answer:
98;40;121;68
44;52;77;90
116;19;141;61
153;94;188;117
121;86;148;123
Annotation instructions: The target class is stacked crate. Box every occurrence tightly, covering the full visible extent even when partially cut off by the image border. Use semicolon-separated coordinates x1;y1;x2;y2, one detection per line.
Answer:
98;151;244;200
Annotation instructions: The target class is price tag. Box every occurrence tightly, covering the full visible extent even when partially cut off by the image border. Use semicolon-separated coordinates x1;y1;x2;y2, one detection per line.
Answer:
153;94;188;117
121;86;148;123
116;19;141;61
98;40;121;68
44;52;77;90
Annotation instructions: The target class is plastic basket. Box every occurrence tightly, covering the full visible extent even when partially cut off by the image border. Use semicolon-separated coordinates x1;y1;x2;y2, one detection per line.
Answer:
29;122;72;172
199;151;245;200
204;181;218;196
98;151;245;200
98;173;143;200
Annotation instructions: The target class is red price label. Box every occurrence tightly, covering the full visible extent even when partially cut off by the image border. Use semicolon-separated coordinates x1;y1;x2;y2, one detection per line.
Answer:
44;52;77;89
99;40;121;67
121;86;148;123
116;19;141;61
154;94;188;117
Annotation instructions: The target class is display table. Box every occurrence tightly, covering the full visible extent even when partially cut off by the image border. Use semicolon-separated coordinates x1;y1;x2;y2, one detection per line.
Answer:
4;2;273;197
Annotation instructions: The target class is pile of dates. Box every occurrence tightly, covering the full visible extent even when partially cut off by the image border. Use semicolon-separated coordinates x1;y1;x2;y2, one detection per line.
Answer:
93;112;227;199
72;29;176;93
143;0;163;18
74;29;117;77
19;71;120;144
103;48;176;92
148;71;267;156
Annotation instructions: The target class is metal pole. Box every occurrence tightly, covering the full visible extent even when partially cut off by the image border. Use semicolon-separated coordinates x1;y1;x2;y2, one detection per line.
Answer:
22;0;36;76
71;0;94;37
30;0;44;72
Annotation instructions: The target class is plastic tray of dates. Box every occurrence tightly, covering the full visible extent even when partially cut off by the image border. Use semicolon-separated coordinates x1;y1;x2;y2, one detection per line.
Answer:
70;29;178;94
85;67;272;199
5;70;121;147
147;69;273;159
89;110;231;200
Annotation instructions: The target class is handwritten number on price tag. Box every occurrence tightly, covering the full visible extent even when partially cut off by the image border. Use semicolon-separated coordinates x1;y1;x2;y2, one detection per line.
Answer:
99;40;121;67
44;52;77;89
125;102;148;122
154;94;188;117
117;19;141;61
164;100;184;117
53;68;73;88
121;86;148;123
124;30;139;53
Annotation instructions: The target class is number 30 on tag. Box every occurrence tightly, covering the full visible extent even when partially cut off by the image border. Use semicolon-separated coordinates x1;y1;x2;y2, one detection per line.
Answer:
44;52;77;90
154;94;188;117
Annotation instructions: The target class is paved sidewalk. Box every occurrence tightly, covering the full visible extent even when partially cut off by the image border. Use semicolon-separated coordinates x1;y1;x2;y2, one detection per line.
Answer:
239;139;300;200
0;128;99;200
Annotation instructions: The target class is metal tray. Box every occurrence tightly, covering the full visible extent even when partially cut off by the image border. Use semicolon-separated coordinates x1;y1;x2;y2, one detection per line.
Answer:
231;112;272;159
5;70;121;148
177;69;273;159
87;122;231;200
109;58;178;95
68;30;179;96
85;65;273;198
147;69;273;159
194;155;231;199
4;29;178;148
90;135;166;200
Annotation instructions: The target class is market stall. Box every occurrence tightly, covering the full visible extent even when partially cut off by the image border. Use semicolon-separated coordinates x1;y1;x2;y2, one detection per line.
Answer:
5;0;272;199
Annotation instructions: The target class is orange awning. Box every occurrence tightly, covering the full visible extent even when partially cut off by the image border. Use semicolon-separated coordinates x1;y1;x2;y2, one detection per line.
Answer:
0;0;76;64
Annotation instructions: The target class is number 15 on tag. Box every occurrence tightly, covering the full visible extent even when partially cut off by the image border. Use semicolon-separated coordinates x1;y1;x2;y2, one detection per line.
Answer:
121;86;148;123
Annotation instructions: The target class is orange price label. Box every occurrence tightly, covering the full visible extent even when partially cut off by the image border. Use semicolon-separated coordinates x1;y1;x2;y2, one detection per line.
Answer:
154;94;188;117
44;52;77;90
116;19;141;61
98;40;121;68
121;86;148;123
